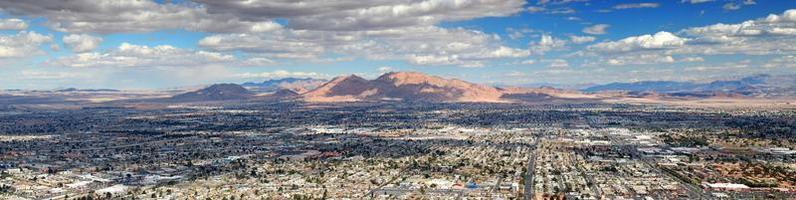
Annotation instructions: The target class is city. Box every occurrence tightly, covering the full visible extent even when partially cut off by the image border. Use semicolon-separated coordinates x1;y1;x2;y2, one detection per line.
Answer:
2;0;796;199
1;101;794;199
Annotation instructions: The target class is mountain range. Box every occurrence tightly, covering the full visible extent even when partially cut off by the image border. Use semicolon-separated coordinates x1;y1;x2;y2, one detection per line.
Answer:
583;74;796;98
241;78;326;93
167;72;796;103
170;72;587;103
170;83;255;102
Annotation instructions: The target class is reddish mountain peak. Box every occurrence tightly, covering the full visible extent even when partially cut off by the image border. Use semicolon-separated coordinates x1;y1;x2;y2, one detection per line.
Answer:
304;74;372;98
376;71;467;87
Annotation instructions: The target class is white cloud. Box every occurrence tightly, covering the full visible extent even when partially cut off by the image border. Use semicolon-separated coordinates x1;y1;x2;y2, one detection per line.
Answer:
674;9;796;55
63;34;103;53
586;9;796;68
521;59;536;65
50;43;237;68
723;3;741;11
588;31;686;53
199;0;526;31
681;0;714;4
240;57;276;66
583;24;610;35
2;0;533;68
235;70;325;79
613;3;659;10
0;31;52;58
527;6;546;13
569;35;596;44
0;1;283;33
680;56;704;62
722;0;756;11
605;54;675;66
506;28;536;40
201;26;529;67
0;18;28;30
530;34;567;54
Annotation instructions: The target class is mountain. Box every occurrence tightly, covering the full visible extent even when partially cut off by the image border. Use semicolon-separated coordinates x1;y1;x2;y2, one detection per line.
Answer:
582;81;698;93
302;72;582;102
170;84;254;102
302;75;388;102
582;74;796;98
241;78;326;93
303;72;504;102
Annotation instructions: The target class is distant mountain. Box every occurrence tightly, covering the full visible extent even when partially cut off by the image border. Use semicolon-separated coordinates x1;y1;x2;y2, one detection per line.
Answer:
582;81;698;93
303;71;587;102
241;78;326;93
583;74;796;98
170;84;254;102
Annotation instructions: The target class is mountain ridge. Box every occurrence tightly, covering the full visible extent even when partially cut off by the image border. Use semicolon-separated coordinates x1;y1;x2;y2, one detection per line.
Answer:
583;74;796;97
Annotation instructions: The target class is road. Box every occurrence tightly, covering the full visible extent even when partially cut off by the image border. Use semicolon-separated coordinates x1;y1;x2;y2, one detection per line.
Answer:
523;138;538;200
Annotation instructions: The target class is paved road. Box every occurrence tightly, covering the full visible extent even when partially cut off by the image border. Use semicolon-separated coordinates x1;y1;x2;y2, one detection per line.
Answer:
523;139;538;200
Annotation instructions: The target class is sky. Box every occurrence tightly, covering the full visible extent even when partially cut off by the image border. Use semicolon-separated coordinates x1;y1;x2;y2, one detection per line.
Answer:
1;0;796;89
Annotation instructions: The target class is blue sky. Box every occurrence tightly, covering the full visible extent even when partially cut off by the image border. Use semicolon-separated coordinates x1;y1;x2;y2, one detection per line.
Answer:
0;0;795;89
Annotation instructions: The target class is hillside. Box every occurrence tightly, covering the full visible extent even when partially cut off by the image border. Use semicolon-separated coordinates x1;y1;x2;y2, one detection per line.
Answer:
170;84;254;102
241;78;326;93
583;74;796;98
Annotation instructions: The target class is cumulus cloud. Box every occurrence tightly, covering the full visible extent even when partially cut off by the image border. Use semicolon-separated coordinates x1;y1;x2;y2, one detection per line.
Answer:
675;9;796;55
198;31;325;59
0;31;53;58
583;24;610;35
723;3;741;11
1;0;533;68
0;18;28;30
240;57;276;66
63;34;103;52
197;0;526;31
588;31;687;53
569;35;596;44
586;9;796;67
530;34;567;54
50;43;237;68
201;26;529;67
0;0;283;33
